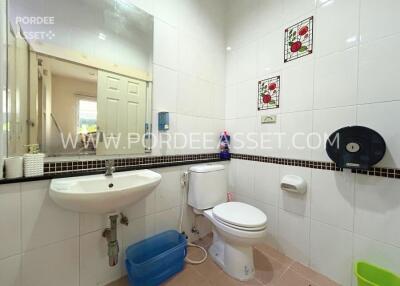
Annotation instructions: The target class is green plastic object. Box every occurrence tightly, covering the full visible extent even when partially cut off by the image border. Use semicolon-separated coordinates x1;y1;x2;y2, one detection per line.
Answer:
354;261;400;286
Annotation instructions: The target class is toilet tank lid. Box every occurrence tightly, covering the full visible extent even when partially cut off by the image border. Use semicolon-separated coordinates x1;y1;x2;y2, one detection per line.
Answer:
190;164;225;173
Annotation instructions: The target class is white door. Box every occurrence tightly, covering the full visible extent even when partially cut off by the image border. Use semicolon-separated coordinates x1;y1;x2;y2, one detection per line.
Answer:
97;70;146;155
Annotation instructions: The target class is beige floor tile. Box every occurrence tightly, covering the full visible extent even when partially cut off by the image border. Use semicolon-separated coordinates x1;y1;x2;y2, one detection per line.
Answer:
163;265;211;286
106;276;129;286
290;262;340;286
106;241;337;286
255;244;293;268
254;249;290;285
211;270;263;286
191;257;222;283
275;269;315;286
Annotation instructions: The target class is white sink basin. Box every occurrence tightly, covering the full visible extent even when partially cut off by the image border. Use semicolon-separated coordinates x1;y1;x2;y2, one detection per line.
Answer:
49;169;162;214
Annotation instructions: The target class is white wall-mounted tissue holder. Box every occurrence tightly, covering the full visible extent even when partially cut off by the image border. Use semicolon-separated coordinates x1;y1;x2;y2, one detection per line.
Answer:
280;175;307;194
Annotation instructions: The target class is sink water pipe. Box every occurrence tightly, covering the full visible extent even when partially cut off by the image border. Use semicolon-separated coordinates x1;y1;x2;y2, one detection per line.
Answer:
103;213;129;266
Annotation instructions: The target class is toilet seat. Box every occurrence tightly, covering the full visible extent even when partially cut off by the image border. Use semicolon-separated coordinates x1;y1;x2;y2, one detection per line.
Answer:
212;202;267;230
213;216;267;231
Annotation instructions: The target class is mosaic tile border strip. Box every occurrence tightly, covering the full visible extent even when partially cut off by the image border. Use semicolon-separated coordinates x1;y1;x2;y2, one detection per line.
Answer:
231;153;400;179
44;153;221;175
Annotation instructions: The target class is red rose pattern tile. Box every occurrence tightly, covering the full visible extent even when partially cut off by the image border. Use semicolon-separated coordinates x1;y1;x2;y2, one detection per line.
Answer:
284;16;313;63
258;76;280;110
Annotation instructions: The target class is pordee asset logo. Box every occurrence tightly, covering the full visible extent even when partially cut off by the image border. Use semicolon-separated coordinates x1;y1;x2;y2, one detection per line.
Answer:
15;16;55;40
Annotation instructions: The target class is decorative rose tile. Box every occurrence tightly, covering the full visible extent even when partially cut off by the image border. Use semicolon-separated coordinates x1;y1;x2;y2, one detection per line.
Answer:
284;16;314;63
258;76;280;110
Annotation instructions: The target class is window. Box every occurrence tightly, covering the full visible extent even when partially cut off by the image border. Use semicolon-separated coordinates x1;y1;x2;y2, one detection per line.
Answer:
77;98;97;134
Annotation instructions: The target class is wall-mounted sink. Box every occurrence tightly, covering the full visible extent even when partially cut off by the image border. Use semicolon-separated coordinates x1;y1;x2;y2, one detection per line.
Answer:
49;169;162;214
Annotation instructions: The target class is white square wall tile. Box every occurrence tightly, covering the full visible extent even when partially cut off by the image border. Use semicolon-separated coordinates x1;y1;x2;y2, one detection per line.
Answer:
314;48;358;109
123;190;156;220
154;207;180;234
22;238;79;286
234;79;258;118
310;220;353;285
0;184;21;260
311;169;355;231
153;19;178;70
354;234;400;277
283;0;316;22
122;215;155;249
358;34;400;104
153;0;180;27
257;29;284;76
360;0;400;44
225;85;236;119
152;65;178;112
278;209;310;265
354;175;400;247
255;112;282;158
315;0;359;57
225;0;260;49
254;202;279;249
253;162;280;206
231;160;255;198
80;230;122;286
279;165;311;217
258;0;284;35
234;42;258;82
311;106;357;161
79;213;108;235
226;117;257;155
21;181;79;251
154;166;182;212
281;60;314;113
357;101;400;168
0;255;21;286
280;111;313;160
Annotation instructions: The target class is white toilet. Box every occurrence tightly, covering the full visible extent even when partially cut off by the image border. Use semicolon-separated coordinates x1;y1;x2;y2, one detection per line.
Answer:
188;164;267;281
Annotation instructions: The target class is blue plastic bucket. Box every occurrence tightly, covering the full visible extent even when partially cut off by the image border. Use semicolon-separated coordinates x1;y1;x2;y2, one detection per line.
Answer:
125;230;187;286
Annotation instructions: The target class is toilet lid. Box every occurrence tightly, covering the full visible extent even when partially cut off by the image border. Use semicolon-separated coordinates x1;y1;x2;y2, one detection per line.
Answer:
212;202;267;229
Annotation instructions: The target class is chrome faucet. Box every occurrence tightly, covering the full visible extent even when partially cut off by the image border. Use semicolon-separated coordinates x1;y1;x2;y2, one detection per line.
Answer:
105;160;115;176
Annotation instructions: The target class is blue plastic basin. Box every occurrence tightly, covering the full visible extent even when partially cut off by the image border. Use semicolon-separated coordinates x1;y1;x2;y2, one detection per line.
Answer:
125;230;187;286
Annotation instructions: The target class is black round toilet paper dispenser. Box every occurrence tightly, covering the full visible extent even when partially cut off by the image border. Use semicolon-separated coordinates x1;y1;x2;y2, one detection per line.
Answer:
326;126;386;170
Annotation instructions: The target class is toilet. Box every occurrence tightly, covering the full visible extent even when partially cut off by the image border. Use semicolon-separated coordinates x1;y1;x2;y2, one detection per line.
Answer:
188;164;267;281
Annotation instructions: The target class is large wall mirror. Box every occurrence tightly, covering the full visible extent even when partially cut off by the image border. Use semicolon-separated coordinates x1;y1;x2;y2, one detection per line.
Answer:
7;0;153;157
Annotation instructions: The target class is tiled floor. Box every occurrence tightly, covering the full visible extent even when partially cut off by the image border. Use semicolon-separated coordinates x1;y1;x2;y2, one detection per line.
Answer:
107;235;339;286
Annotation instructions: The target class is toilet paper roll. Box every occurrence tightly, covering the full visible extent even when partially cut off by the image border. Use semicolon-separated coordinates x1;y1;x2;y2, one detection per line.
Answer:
5;157;24;179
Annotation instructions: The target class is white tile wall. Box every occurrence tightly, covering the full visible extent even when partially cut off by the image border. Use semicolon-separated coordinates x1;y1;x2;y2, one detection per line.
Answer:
0;255;21;286
309;220;353;286
0;184;21;260
22;238;79;286
226;1;400;285
0;161;224;286
310;169;355;231
277;209;310;265
21;181;79;251
0;4;226;285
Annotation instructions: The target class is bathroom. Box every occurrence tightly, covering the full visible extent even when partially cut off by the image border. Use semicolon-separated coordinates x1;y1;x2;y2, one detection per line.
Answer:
0;0;399;285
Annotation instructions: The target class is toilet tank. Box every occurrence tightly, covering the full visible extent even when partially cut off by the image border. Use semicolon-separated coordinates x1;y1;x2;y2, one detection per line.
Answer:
188;164;227;210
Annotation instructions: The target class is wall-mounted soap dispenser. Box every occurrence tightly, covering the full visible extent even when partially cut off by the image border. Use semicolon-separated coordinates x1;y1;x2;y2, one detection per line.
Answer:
326;126;386;170
158;112;169;132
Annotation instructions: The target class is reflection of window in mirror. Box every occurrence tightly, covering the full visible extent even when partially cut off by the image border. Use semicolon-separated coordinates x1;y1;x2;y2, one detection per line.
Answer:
76;97;97;153
76;98;97;135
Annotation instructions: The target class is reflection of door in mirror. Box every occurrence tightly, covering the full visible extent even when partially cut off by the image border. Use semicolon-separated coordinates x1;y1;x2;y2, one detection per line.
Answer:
7;25;29;156
97;71;146;155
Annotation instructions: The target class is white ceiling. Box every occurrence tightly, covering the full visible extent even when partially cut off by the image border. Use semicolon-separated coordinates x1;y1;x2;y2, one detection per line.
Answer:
46;57;98;83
